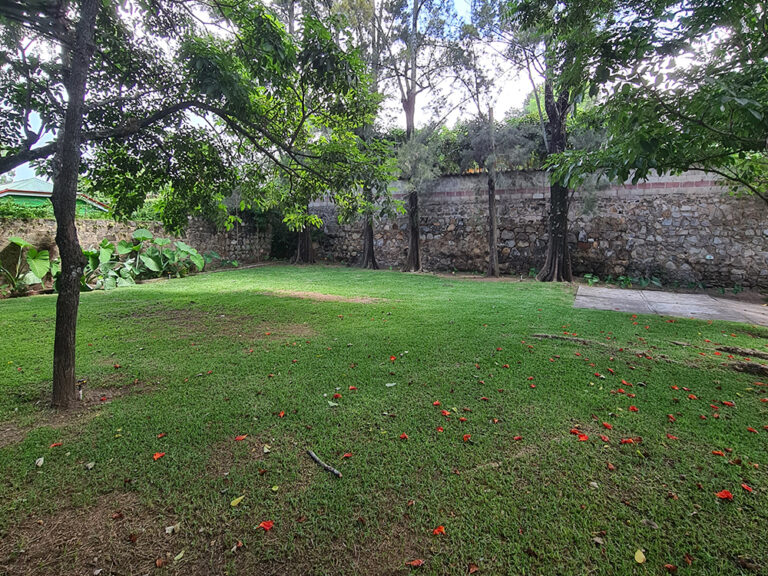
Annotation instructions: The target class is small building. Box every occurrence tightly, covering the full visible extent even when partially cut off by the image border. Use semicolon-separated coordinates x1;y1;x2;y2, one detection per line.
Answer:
0;177;110;217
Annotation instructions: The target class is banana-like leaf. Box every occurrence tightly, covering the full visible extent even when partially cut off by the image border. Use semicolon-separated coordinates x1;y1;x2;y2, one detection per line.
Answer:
141;254;162;272
190;252;205;271
8;236;33;248
26;249;50;280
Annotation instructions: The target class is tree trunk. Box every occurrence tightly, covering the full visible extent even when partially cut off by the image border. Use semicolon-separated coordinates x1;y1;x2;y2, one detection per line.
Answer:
486;107;499;277
294;226;315;264
402;189;420;271
360;211;378;269
537;82;572;282
50;0;100;409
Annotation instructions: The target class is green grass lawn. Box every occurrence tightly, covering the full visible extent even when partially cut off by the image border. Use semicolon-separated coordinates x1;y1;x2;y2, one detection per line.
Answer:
1;264;766;575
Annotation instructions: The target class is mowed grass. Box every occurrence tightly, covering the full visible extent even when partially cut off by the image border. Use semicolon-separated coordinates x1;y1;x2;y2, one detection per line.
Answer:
0;264;766;576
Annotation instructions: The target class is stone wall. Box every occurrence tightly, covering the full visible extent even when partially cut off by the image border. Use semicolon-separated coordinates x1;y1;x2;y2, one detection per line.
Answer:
0;217;271;266
312;171;768;288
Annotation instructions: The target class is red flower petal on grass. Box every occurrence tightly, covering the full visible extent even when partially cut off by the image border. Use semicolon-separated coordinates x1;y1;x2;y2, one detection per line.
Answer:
349;386;357;391
400;433;408;440
49;442;62;448
432;525;446;535
741;483;753;493
463;434;471;442
747;427;758;433
258;520;274;531
278;411;285;418
235;434;248;441
343;453;352;458
712;450;725;456
671;385;679;390
441;410;451;417
513;436;523;441
459;417;467;422
480;397;489;401
715;490;733;500
688;394;697;400
722;401;735;407
333;393;342;399
406;559;425;567
666;434;679;440
436;427;444;433
157;433;166;439
602;422;613;430
668;414;676;422
620;438;634;445
390;355;397;362
570;428;581;435
577;434;589;442
433;401;441;406
600;435;610;442
153;452;165;461
629;406;639;412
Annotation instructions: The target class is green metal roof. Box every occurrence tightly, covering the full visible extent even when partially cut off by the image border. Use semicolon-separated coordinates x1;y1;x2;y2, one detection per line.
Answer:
0;177;53;193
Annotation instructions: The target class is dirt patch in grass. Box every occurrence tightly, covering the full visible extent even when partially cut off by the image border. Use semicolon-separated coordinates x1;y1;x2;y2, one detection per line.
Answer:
138;307;316;340
0;492;178;576
269;290;384;304
0;381;155;449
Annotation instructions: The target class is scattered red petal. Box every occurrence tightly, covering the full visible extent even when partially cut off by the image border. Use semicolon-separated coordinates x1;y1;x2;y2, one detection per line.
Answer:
113;364;121;369
666;434;679;440
513;435;523;441
602;422;612;430
747;427;758;433
620;438;634;445
629;406;638;412
433;400;441;406
432;525;446;535
333;393;342;399
715;490;733;500
711;450;725;456
741;483;753;493
235;434;248;441
463;434;471;442
671;385;679;390
480;397;489;401
441;410;451;417
503;364;510;368
577;434;589;442
153;452;165;461
664;564;678;573
349;386;357;391
156;433;166;439
607;462;615;471
406;559;425;568
667;414;676;422
400;433;408;440
258;520;274;531
569;428;581;435
722;400;735;407
343;453;353;458
49;442;62;448
436;427;444;433
459;417;467;422
600;435;610;442
100;396;107;402
278;411;285;418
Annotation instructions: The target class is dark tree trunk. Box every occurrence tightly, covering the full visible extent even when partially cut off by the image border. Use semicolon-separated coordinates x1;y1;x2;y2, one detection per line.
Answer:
537;82;573;282
50;0;100;409
402;190;420;271
360;212;378;269
294;226;315;264
486;107;499;277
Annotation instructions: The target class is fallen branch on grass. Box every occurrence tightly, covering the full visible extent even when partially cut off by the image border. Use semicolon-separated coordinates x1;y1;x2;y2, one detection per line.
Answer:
307;449;342;478
717;346;768;361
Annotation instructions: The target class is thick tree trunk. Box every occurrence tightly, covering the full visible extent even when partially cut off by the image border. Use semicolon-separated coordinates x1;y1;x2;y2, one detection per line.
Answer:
294;226;315;264
402;190;420;271
537;82;572;282
486;107;499;277
360;212;378;269
536;181;572;282
50;0;100;409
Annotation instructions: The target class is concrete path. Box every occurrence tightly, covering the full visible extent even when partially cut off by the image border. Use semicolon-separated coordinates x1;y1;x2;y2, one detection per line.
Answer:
573;285;768;326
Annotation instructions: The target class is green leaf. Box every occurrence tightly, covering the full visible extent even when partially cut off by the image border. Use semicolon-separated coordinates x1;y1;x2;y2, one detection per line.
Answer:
189;252;205;271
132;228;154;241
140;254;162;272
116;240;135;255
99;246;114;265
26;249;50;280
8;236;33;249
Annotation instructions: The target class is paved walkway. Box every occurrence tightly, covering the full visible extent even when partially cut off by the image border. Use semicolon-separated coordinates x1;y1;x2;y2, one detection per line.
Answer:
573;285;768;326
